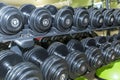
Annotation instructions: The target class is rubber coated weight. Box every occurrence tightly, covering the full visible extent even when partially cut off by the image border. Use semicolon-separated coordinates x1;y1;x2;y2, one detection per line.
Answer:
85;47;103;69
113;34;120;40
5;62;42;80
48;42;88;79
100;9;115;27
54;7;73;32
29;8;52;33
20;4;36;24
95;36;107;46
23;46;69;80
0;6;24;35
67;39;85;52
99;43;116;64
107;36;114;43
0;50;43;80
74;8;89;30
88;7;104;28
111;41;120;56
81;38;97;49
113;9;120;26
67;39;103;70
107;38;120;58
94;37;116;64
20;4;52;33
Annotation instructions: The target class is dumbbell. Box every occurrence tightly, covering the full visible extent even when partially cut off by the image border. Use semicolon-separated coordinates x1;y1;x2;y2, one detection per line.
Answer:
47;42;88;79
44;5;73;32
94;37;116;64
0;50;43;80
99;43;116;64
112;34;120;41
20;4;52;33
67;39;103;70
88;7;104;28
107;34;120;43
107;36;120;58
0;3;24;35
100;9;114;27
94;36;107;47
113;9;120;26
107;36;115;43
23;46;68;80
73;8;89;30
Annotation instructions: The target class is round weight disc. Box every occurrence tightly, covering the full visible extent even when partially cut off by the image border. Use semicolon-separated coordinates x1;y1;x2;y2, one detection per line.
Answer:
74;8;89;30
20;4;36;24
0;6;24;35
29;8;52;33
54;8;73;32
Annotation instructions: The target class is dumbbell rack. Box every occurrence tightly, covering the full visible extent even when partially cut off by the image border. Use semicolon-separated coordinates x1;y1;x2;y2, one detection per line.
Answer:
0;25;119;43
0;2;119;80
9;26;120;80
0;25;119;80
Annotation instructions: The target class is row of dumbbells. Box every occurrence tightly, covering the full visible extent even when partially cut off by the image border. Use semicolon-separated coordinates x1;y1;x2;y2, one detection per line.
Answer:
0;35;120;80
39;32;98;48
0;3;120;36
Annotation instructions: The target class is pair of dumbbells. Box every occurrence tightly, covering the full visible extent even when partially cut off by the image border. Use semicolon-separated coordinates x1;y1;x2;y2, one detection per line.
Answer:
99;8;120;27
0;47;69;80
77;7;113;29
0;3;73;35
18;43;88;79
107;36;120;59
0;50;43;80
88;7;120;28
81;37;116;64
20;4;74;33
67;39;103;71
23;46;69;80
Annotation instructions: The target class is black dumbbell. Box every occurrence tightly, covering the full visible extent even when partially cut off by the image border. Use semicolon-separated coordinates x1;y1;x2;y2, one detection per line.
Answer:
20;4;52;33
99;43;116;64
100;9;114;27
107;36;115;43
73;8;89;30
113;9;120;26
67;39;103;70
94;37;116;64
88;7;104;28
107;35;120;43
113;34;120;41
47;42;88;79
107;36;120;58
82;37;116;64
0;50;43;80
0;3;24;35
95;36;108;47
44;5;73;32
23;46;69;80
81;38;97;49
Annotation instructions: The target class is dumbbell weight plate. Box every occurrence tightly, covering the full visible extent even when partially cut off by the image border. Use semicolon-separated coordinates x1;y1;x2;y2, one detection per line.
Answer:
54;7;73;32
0;6;24;35
29;8;52;33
